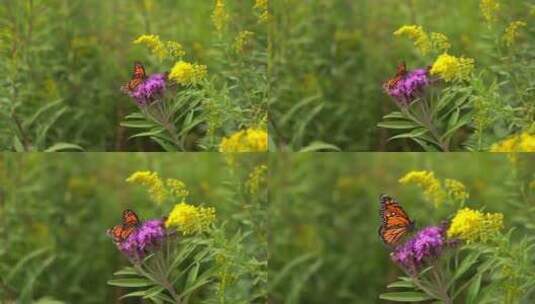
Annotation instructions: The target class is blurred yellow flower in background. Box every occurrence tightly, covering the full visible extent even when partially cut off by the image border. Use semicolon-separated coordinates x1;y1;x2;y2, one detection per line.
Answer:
166;202;216;235
480;0;500;24
430;53;474;82
169;61;207;86
444;179;469;204
234;30;255;54
430;32;451;53
166;178;189;199
246;164;268;194
254;0;270;23
490;132;535;152
127;171;168;204
394;25;431;55
399;170;446;207
503;21;527;47
212;0;230;32
219;128;268;152
447;207;504;243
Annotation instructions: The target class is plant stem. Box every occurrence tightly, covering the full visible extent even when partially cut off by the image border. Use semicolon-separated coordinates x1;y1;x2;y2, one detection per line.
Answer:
431;266;452;304
417;101;449;151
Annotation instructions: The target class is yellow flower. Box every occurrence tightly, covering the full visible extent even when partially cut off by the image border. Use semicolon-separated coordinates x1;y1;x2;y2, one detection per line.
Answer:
444;179;469;203
254;0;270;23
430;32;451;52
399;171;446;207
480;0;500;24
490;132;535;152
165;202;216;235
503;21;527;47
219;128;268;152
447;208;504;243
394;25;431;55
246;164;268;194
169;61;207;86
234;30;255;54
430;53;475;82
133;34;167;60
133;35;185;60
212;0;230;32
126;171;167;204
166;178;189;199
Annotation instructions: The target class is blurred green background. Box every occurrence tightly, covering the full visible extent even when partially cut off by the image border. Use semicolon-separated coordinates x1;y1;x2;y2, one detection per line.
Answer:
269;153;535;303
0;153;267;303
0;0;266;151
269;0;534;151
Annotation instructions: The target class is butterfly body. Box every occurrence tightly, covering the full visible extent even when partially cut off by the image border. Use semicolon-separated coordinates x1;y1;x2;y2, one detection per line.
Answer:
107;209;141;242
122;62;147;93
384;62;407;90
378;193;414;247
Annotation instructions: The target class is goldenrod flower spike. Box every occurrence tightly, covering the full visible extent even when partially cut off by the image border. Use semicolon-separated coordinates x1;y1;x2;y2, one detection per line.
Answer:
165;202;216;235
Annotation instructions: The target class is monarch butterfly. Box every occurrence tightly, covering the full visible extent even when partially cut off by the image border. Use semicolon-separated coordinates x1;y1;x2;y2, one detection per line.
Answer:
378;193;415;247
107;209;141;242
121;62;147;93
383;62;407;90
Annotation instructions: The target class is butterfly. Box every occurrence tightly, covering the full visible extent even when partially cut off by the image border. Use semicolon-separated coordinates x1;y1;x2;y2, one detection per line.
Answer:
121;62;146;93
383;62;407;90
107;209;141;242
378;193;415;247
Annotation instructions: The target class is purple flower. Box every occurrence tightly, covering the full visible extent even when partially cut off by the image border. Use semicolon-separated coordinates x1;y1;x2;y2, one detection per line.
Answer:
116;219;166;260
391;225;451;273
384;68;430;105
127;73;167;106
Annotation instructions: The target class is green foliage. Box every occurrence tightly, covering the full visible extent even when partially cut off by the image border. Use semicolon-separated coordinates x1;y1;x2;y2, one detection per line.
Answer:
270;0;534;151
269;153;535;303
0;153;267;303
0;0;267;151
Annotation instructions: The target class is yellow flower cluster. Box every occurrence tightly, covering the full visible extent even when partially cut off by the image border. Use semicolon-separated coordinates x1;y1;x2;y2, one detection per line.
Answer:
430;32;451;53
430;53;475;82
490;132;535;152
246;164;268;194
133;35;185;60
480;0;500;24
212;0;230;32
234;30;255;54
219;128;268;152
166;178;189;198
399;171;446;207
254;0;270;23
447;208;504;243
394;25;431;55
503;21;527;47
126;171;167;204
165;202;216;235
444;179;469;203
169;61;207;86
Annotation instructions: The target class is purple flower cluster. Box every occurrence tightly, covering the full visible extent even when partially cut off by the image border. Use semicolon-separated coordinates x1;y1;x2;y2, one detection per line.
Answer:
116;219;166;259
128;73;167;106
384;68;430;105
391;225;448;273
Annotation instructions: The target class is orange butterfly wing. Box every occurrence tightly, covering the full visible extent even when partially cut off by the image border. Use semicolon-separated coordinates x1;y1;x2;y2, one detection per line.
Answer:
107;209;141;242
122;209;141;227
384;62;407;90
123;62;147;92
378;194;415;247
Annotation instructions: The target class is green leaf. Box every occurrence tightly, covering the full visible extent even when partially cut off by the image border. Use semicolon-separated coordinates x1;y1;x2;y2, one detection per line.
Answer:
45;142;84;152
13;136;25;152
382;111;405;120
107;278;154;287
377;120;417;129
6;247;49;283
113;267;138;276
120;121;156;128
466;273;482;304
388;128;428;141
379;292;433;302
299;141;341;152
449;251;481;285
387;280;416;289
